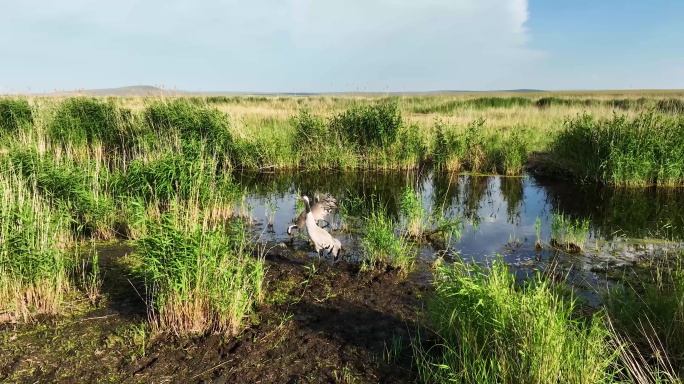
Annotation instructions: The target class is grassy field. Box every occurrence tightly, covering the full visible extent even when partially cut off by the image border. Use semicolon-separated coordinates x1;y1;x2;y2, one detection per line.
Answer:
1;91;684;382
1;91;683;181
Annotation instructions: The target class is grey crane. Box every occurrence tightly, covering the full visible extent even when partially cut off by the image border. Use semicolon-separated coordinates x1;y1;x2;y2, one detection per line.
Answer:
287;193;338;237
299;195;342;261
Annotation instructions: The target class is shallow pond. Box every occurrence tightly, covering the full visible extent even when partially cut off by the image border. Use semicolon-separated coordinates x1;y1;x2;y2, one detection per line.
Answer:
236;170;684;295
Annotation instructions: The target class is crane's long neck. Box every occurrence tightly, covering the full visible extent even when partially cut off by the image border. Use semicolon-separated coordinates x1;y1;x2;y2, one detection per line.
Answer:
303;199;317;228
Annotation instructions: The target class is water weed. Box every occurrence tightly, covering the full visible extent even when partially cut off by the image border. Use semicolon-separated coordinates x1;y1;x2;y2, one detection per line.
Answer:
399;186;425;237
550;212;590;252
361;205;415;275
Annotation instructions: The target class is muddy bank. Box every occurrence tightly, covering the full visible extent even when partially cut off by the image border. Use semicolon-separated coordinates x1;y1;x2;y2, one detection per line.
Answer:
0;243;428;384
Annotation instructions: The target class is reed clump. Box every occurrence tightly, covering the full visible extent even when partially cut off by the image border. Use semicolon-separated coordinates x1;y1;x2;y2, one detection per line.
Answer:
413;97;533;114
361;205;415;275
143;99;232;155
0;171;76;322
291;109;341;168
49;97;133;150
111;150;238;205
415;257;618;384
399;186;425;237
656;98;684;114
330;98;402;148
550;212;590;252
550;112;684;186
134;203;265;336
0;98;33;133
5;148;115;239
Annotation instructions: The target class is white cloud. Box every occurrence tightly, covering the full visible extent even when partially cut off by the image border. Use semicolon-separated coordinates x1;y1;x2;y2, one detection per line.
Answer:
0;0;545;91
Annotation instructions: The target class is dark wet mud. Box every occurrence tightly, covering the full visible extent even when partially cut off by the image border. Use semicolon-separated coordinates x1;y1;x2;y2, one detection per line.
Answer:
1;244;428;384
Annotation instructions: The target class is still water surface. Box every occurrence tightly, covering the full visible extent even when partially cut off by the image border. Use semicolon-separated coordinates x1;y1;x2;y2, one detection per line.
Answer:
237;170;684;285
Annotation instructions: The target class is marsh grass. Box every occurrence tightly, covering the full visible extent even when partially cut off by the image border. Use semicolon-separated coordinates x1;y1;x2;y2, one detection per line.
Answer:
551;112;684;186
143;98;232;156
361;204;415;275
6;147;116;239
0;98;33;134
330;98;402;148
133;202;265;336
112;148;238;204
4;93;682;179
415;257;618;384
550;212;590;252
0;171;75;322
49;97;134;150
604;252;684;379
656;99;684;114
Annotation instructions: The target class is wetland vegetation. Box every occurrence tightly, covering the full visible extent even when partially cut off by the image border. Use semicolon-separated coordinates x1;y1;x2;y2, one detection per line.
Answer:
1;91;684;383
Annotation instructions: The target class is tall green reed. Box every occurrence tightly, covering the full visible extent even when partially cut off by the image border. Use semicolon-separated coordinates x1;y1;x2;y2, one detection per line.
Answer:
0;171;75;322
416;257;618;384
361;203;415;275
399;186;425;237
0;98;33;134
49;97;134;151
134;202;265;336
551;112;684;186
5;147;115;239
143;98;232;157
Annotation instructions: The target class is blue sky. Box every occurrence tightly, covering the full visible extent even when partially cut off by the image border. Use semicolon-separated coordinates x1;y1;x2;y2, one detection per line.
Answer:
0;0;682;93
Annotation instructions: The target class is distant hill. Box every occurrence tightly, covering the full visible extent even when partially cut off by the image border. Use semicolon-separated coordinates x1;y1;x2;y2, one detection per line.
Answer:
37;85;547;97
47;85;191;97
